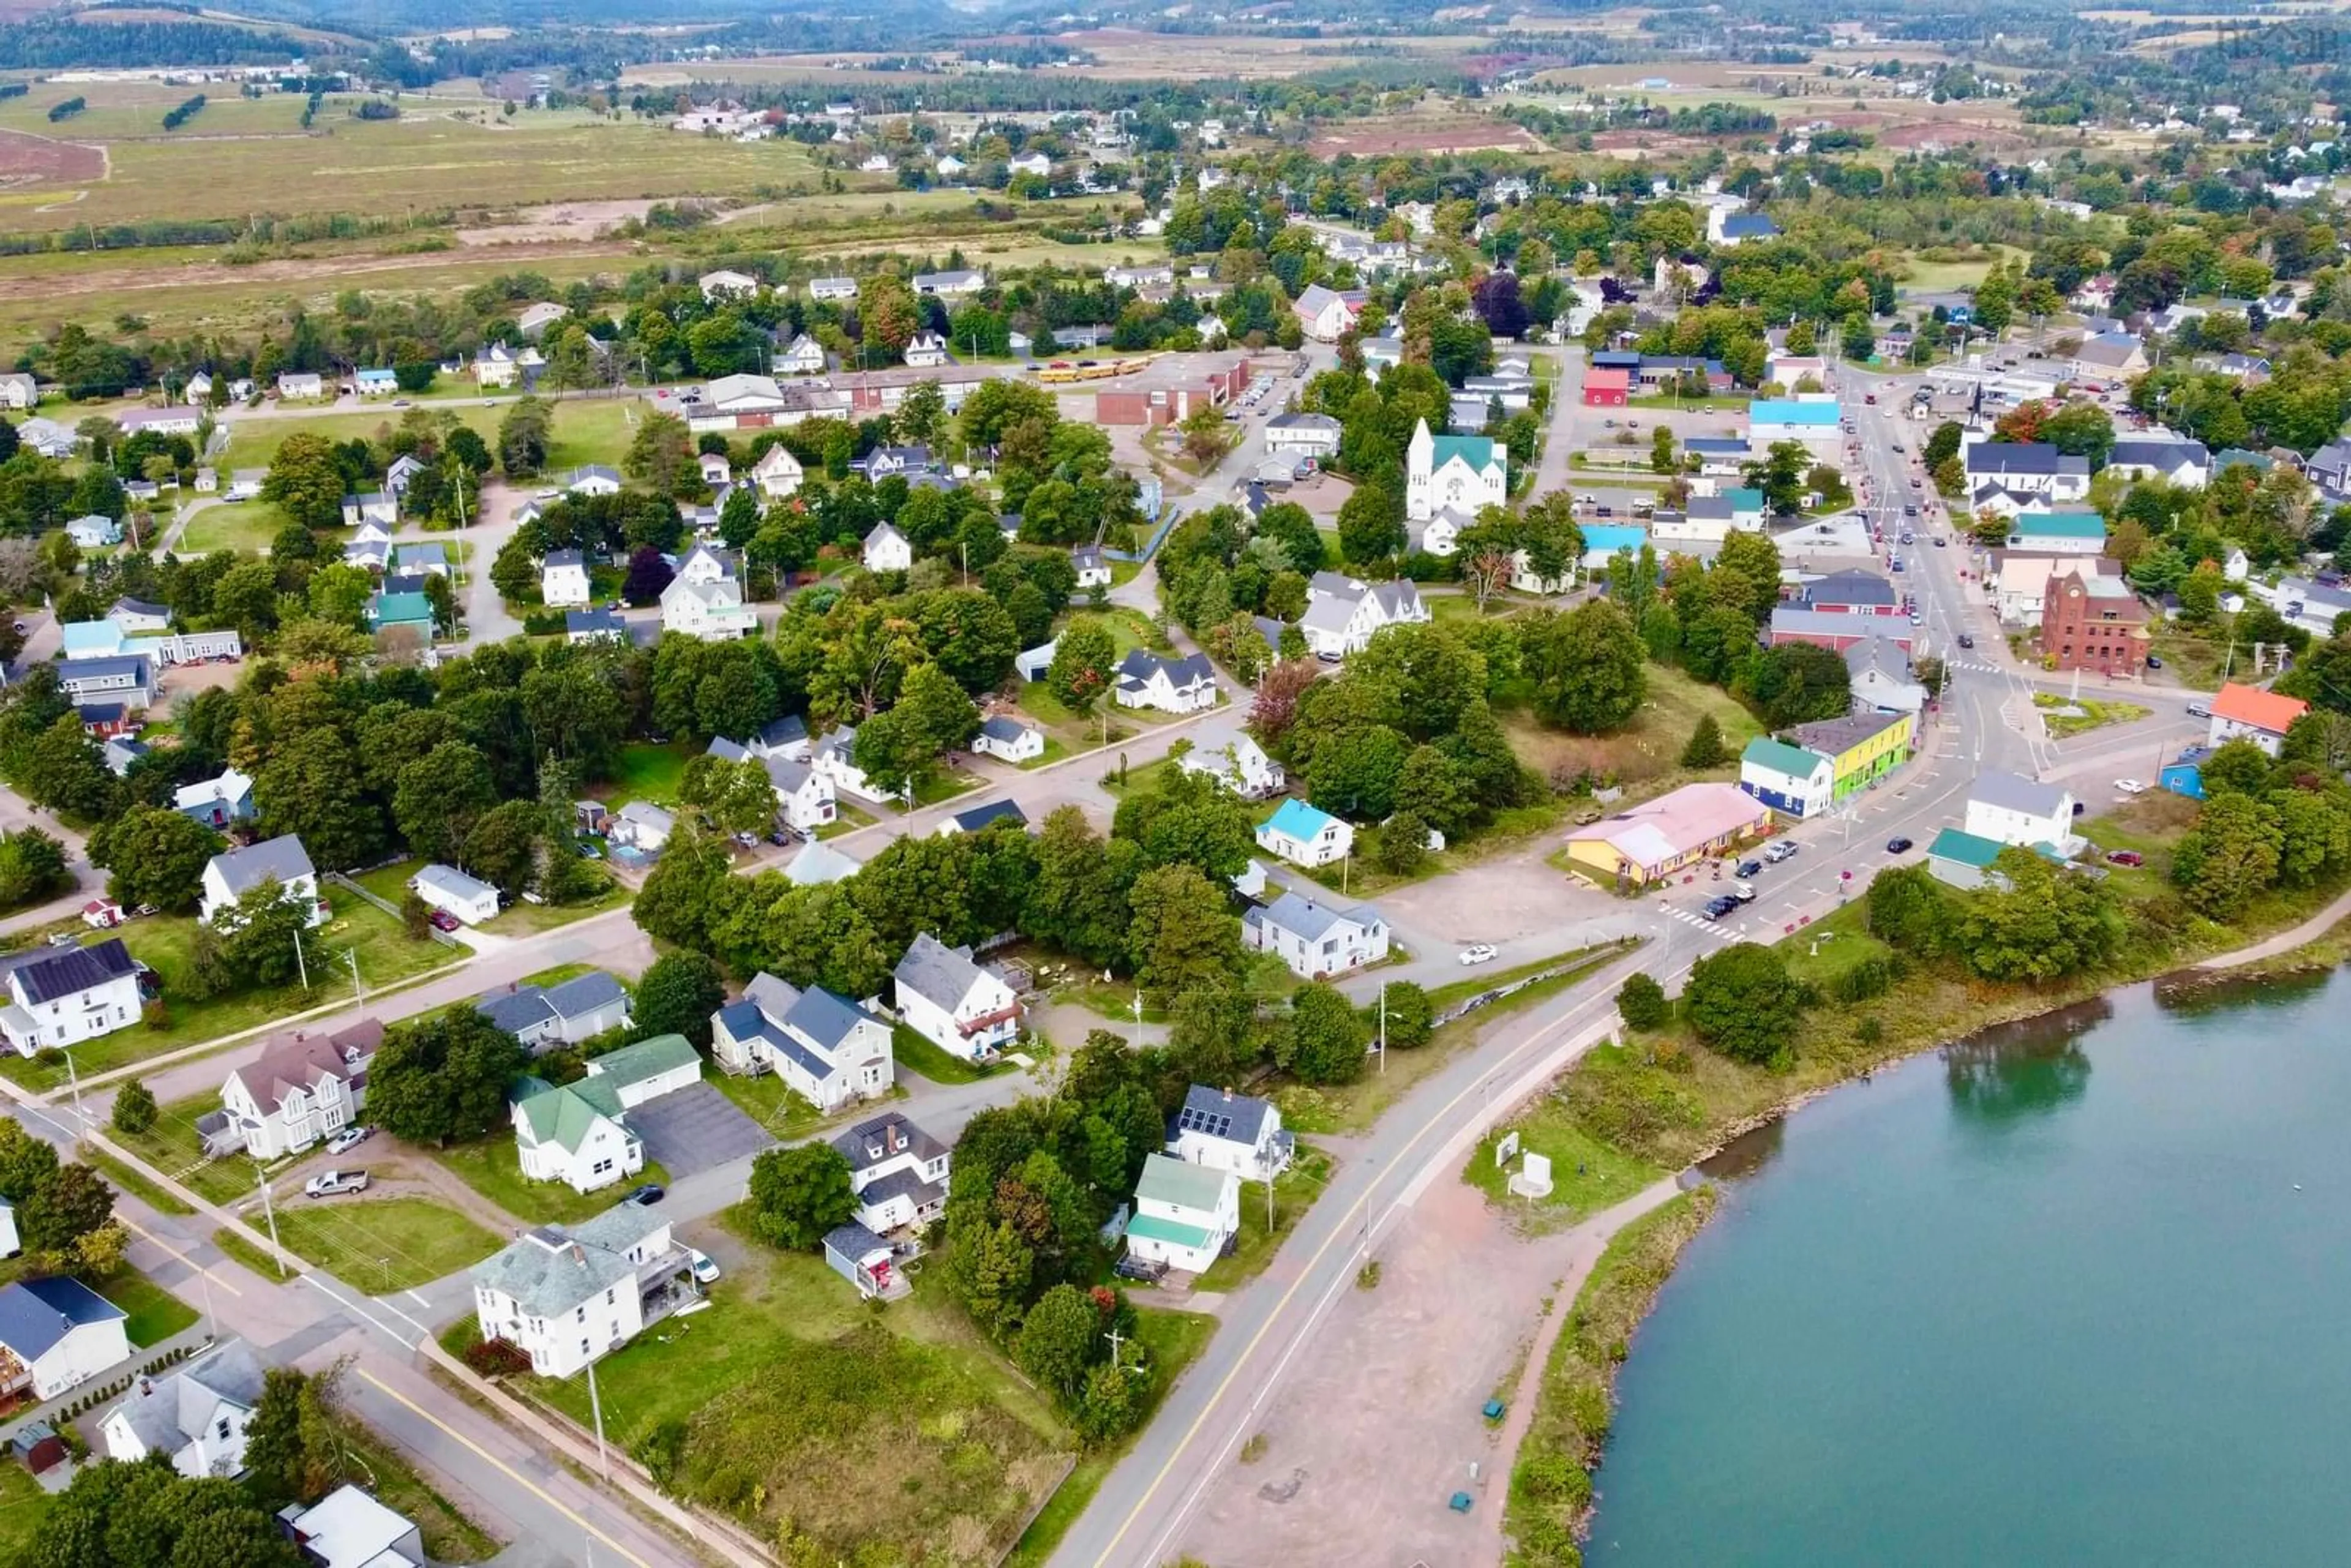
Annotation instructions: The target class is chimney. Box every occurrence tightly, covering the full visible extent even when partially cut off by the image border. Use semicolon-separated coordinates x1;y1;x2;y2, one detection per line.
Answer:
1221;1087;1233;1103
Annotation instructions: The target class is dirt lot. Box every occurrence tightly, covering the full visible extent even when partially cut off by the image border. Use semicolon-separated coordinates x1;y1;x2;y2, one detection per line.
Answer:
1174;1176;1593;1568
1374;842;1608;950
454;198;664;245
1316;121;1543;157
0;127;104;187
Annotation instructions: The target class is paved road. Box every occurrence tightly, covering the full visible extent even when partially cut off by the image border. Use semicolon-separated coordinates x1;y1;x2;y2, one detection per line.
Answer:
1531;342;1585;500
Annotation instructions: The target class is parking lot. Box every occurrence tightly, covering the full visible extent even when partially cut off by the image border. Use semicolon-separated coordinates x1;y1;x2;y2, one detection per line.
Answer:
624;1083;773;1178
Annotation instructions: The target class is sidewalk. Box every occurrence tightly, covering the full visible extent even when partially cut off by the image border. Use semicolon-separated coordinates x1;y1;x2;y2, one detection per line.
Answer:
2194;883;2351;971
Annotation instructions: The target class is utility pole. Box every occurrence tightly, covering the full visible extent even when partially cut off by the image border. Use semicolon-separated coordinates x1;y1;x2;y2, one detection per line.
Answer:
256;1166;287;1279
1378;982;1387;1076
586;1359;610;1479
293;926;309;992
61;1045;84;1130
1130;989;1143;1049
1104;1326;1127;1371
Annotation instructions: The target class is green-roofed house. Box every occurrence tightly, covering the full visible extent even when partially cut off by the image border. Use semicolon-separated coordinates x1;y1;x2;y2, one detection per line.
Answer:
1925;826;2067;892
1124;1152;1240;1275
582;1033;703;1108
2006;511;2107;556
511;1075;643;1195
1407;416;1508;525
1738;735;1835;819
367;589;435;640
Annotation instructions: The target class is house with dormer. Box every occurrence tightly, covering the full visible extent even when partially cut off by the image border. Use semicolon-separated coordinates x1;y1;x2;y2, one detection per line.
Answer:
712;973;894;1110
1112;650;1218;713
834;1111;950;1235
1298;572;1430;660
205;1020;380;1159
893;932;1020;1060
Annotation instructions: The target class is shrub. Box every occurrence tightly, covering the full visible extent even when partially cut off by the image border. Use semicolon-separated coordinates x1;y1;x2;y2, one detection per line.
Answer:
1614;973;1668;1031
1832;956;1892;1004
111;1078;157;1135
462;1335;532;1378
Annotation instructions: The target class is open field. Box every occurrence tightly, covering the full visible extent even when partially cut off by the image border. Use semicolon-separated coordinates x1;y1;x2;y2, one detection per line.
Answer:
1500;663;1764;804
212;396;637;473
179;500;282;554
249;1194;504;1291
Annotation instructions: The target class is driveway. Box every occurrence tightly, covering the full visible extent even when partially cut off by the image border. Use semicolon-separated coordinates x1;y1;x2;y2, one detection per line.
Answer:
626;1082;773;1177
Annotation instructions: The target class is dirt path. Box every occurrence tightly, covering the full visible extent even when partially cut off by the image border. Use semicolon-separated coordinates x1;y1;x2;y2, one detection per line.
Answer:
2191;883;2351;971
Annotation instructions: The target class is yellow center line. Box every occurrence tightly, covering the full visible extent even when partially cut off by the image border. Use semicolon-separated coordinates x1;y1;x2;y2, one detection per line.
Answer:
355;1369;651;1568
1094;957;1635;1565
121;1216;243;1298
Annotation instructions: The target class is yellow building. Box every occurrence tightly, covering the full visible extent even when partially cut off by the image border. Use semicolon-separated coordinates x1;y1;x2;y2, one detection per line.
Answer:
1561;782;1774;887
1790;710;1916;801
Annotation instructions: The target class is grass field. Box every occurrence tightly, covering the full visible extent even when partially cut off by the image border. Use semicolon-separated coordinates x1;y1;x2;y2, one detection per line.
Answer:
508;1207;1071;1566
253;1195;504;1292
1500;663;1763;805
107;1269;201;1346
1194;1145;1333;1292
110;1091;269;1207
438;1138;673;1227
0;889;451;1093
0;1453;51;1559
178;500;285;554
1466;1092;1666;1230
707;1067;833;1141
214;397;636;475
890;1022;1008;1086
599;740;694;806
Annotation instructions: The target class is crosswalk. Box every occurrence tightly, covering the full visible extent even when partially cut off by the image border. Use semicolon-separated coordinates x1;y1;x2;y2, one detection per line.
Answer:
1944;658;2004;677
1662;904;1741;940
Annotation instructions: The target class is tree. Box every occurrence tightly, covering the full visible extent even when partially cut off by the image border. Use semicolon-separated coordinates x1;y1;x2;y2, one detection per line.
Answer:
1708;528;1783;625
1683;942;1803;1067
1680;713;1728;768
1076;1358;1143;1444
1743;642;1852;728
84;806;221;912
254;729;380;871
1865;863;1951;956
0;827;69;910
391;741;497;866
1337;479;1404;564
259;432;345;529
680;754;779;836
1126;863;1243;1002
498;397;553;476
111;1078;157;1135
1957;849;2121;980
746;1142;855;1250
19;715;113;816
1616;972;1669;1031
366;1007;528;1146
0;1120;58;1204
1741;439;1809;515
1049;618;1119;711
1014;1283;1101;1400
1650;424;1676;475
2170;790;2284;920
624;411;696;495
632;952;725;1048
1283;981;1367;1084
623;545;675;606
1527;600;1645;733
858;275;922;359
1372;979;1434;1049
1177;402;1231;466
18;1161;113;1262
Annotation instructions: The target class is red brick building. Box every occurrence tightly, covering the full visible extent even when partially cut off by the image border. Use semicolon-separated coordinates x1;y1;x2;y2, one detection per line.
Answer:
1583;366;1630;407
2040;565;2150;677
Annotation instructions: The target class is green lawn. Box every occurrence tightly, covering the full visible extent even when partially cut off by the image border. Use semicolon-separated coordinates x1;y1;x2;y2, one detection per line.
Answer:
0;1455;53;1562
2033;692;2150;738
351;858;425;906
178;500;285;555
81;1144;194;1215
342;1420;504;1564
0;888;452;1093
600;741;694;806
708;1069;832;1141
497;1206;1070;1566
910;768;982;806
519;961;599;989
109;1091;275;1207
437;1138;673;1228
1194;1146;1334;1292
1465;1096;1666;1230
214;399;637;478
105;1270;200;1347
481;879;625;934
212;1225;286;1282
890;1023;1008;1086
257;1196;504;1292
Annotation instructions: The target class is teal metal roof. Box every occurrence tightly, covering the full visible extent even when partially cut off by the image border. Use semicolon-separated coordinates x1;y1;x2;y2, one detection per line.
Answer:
2012;512;2106;539
1742;737;1828;778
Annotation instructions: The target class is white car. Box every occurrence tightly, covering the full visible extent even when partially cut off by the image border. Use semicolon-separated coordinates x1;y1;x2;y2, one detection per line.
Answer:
324;1125;369;1157
303;1169;369;1198
2113;778;2148;795
689;1249;721;1285
1458;944;1498;966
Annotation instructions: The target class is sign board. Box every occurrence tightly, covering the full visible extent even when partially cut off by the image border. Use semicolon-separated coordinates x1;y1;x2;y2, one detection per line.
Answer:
1494;1131;1521;1169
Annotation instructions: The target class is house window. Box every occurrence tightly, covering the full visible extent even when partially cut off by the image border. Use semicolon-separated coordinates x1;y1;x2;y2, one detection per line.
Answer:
217;1418;232;1439
577;1305;587;1322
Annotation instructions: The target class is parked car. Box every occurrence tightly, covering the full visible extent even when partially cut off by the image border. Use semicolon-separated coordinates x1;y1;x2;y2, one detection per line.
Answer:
304;1170;369;1198
427;910;460;932
2106;850;2145;868
1457;944;1498;967
1729;880;1757;902
2113;779;2148;795
2145;654;2164;669
625;1183;666;1206
689;1250;721;1284
1763;840;1800;863
1886;836;1914;853
1114;1253;1168;1283
1735;859;1764;879
324;1126;370;1157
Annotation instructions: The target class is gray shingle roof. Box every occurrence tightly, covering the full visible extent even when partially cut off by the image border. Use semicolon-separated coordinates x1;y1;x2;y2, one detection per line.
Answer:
471;1225;637;1318
1249;889;1378;945
894;931;986;1011
834;1111;947;1172
209;835;314;896
1174;1084;1275;1148
1971;769;2071;817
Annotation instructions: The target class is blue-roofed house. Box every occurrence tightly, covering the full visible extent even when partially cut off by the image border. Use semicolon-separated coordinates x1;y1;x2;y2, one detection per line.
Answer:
1256;798;1353;868
476;970;633;1052
1714;211;1779;246
1747;399;1842;447
0;1277;130;1401
354;367;399;397
710;972;893;1111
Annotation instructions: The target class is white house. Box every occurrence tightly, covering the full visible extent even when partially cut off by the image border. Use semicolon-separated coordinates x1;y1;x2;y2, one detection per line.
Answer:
276;372;324;400
1112;649;1218;713
1845;636;1929;715
712;738;839;833
1291;283;1360;342
64;515;120;549
751;445;804;500
339;493;397;528
511;1070;639;1193
0;372;37;410
905;332;950;369
776;333;827;375
1178;728;1284;798
411;863;501;926
893;931;1021;1060
711;973;893;1111
1073;545;1113;590
200;836;325;929
2205;681;2308;757
813;727;891;805
1264;413;1343;459
973;715;1046;763
277;1485;427;1568
1166;1084;1294;1182
0;938;143;1056
661;547;759;639
1963;441;2091;504
470;1202;691;1378
1738;736;1836;819
472;344;520;389
565;465;623;498
861;522;913;572
0;1278;130;1403
1963;771;2077;850
1125;1153;1239;1275
1406;419;1507;523
834;1111;950;1235
477;970;632;1051
1242;889;1390;978
1255;798;1353;868
206;1020;379;1160
609;801;675;852
541;549;593;607
100;1339;264;1479
699;269;761;301
809;277;858;301
1297;572;1431;660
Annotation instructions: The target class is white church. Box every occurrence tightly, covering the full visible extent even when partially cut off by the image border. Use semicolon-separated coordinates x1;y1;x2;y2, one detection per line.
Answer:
1404;418;1508;557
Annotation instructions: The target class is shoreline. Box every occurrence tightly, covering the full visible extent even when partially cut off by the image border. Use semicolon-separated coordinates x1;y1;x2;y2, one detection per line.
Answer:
1501;894;2351;1562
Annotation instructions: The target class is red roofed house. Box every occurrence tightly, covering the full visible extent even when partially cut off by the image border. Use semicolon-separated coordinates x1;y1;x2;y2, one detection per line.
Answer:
2205;681;2308;758
1583;366;1630;407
